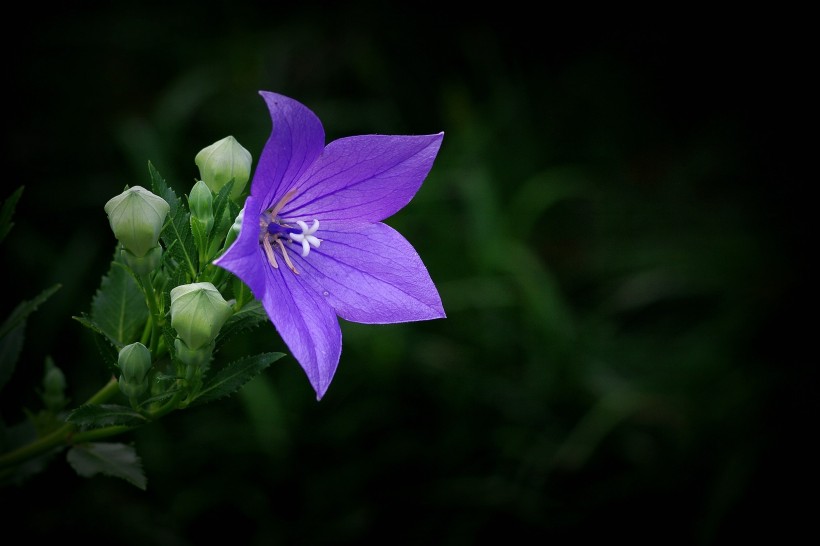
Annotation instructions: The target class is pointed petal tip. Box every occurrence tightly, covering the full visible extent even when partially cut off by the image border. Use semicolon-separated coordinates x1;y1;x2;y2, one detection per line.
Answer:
312;379;330;401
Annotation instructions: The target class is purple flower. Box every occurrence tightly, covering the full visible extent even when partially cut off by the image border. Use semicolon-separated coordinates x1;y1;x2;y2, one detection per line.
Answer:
214;91;445;399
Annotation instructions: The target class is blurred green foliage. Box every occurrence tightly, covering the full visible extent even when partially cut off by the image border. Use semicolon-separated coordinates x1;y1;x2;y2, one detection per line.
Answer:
2;4;808;545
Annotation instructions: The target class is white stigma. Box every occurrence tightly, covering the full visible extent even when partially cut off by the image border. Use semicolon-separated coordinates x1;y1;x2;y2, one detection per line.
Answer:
289;219;322;257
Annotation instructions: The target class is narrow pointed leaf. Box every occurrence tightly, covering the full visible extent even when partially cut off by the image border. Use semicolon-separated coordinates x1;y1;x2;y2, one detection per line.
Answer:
151;162;197;279
214;299;269;349
0;284;62;392
192;352;284;406
207;180;239;260
148;161;179;210
0;284;62;339
72;315;120;373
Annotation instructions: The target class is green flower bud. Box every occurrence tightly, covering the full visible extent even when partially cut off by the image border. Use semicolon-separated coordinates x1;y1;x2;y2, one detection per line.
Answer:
195;136;252;201
117;342;152;398
104;186;170;258
118;342;152;383
189;180;214;235
170;282;232;351
43;362;66;395
42;359;67;412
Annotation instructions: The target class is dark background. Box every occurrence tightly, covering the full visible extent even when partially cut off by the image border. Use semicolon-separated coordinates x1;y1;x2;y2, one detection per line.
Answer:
2;4;811;544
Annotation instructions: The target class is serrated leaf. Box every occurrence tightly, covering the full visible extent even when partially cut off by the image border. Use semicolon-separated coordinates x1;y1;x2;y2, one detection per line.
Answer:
94;332;121;376
161;322;179;361
192;352;284;406
151;162;197;280
67;442;146;490
139;387;182;408
73;313;107;336
0;186;24;244
149;161;179;210
0;284;61;393
72;315;121;375
211;180;235;231
66;404;149;430
190;214;209;261
90;254;148;347
206;180;237;258
0;284;61;339
214;300;269;349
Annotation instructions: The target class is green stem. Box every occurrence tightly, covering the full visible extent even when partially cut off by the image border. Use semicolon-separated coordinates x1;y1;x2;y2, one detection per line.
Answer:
0;377;121;470
148;389;184;419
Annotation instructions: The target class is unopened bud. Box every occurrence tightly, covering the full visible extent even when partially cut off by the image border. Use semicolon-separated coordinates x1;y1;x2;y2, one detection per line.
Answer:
104;186;170;258
170;282;232;351
195;136;252;201
189;180;214;235
42;358;67;412
118;342;152;398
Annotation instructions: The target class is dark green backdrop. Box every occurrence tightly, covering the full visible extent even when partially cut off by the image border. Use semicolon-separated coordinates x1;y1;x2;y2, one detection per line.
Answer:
2;4;810;544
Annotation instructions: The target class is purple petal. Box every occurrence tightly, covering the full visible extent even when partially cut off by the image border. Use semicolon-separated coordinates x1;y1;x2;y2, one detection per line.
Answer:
252;91;326;208
261;261;342;400
287;222;446;324
281;133;444;222
212;195;268;299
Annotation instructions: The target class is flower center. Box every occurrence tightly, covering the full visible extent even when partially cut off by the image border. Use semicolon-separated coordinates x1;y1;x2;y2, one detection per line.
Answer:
258;189;321;275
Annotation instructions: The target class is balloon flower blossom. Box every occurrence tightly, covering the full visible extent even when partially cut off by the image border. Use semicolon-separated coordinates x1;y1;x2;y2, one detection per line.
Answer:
214;91;445;399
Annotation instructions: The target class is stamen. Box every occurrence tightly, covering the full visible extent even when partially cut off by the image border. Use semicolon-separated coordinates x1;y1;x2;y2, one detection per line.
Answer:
269;188;298;219
262;235;278;269
275;238;299;274
260;190;321;273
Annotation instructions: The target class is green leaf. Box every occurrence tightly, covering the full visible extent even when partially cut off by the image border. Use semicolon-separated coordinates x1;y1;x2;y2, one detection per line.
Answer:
72;314;121;374
0;284;61;393
139;386;182;408
190;214;209;263
66;442;147;490
214;299;270;350
191;352;284;406
149;161;179;210
207;179;237;260
161;322;179;363
0;186;24;244
66;404;149;430
0;284;61;339
90;253;148;347
150;162;197;280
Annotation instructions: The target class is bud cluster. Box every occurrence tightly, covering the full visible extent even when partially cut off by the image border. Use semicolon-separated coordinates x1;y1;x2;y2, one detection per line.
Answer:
101;136;249;409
